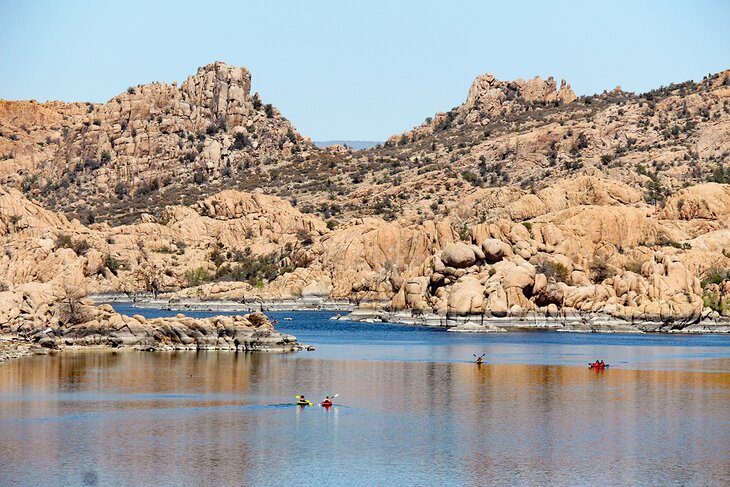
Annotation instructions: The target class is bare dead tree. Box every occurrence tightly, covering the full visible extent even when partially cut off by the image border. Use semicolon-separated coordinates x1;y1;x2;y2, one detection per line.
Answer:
57;275;89;324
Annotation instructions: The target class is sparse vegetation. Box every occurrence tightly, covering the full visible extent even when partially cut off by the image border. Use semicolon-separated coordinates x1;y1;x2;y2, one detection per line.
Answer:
184;266;213;287
535;258;570;283
590;256;616;283
103;254;120;275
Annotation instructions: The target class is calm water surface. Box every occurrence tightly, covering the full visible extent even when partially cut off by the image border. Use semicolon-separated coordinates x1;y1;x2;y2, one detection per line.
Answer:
1;307;729;486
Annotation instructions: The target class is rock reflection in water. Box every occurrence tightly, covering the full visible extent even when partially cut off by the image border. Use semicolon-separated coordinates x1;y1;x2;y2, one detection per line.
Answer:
0;351;729;486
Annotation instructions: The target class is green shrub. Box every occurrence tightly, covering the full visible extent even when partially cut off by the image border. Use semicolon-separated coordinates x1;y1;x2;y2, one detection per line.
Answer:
701;291;730;313
701;268;729;289
458;224;470;242
184;267;213;287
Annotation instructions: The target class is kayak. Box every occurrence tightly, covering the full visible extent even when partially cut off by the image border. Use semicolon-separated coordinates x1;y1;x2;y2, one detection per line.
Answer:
296;401;312;406
589;364;609;368
321;401;333;407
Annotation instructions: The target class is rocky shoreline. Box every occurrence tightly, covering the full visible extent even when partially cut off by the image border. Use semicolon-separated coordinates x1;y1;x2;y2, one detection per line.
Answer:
0;285;309;365
91;294;730;334
336;307;730;334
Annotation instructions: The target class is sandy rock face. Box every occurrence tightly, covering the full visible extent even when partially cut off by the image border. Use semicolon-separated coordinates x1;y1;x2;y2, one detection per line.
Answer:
661;183;730;221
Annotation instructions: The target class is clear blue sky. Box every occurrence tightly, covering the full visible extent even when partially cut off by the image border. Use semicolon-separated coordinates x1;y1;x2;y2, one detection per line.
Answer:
1;0;728;140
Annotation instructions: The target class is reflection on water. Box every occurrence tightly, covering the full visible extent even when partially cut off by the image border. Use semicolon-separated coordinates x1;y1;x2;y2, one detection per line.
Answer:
1;347;729;486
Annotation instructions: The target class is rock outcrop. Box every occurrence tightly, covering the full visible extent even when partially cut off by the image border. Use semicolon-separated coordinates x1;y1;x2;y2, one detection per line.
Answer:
0;282;304;363
2;62;311;221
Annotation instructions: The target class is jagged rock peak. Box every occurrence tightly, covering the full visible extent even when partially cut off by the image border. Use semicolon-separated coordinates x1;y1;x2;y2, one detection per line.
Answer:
181;61;253;108
464;73;576;115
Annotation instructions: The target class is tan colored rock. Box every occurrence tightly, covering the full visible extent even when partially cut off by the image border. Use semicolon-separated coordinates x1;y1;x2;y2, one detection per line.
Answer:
441;242;477;269
447;276;484;315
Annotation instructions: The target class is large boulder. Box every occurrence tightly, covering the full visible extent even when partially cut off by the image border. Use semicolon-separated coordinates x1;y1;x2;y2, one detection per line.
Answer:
441;242;477;269
481;238;510;263
404;277;429;310
447;276;484;315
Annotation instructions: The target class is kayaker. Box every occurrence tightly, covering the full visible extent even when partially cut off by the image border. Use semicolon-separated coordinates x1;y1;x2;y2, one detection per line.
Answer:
474;353;485;364
322;396;332;404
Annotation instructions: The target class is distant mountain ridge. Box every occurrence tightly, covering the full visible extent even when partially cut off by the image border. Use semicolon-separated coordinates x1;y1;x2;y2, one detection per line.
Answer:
314;140;381;149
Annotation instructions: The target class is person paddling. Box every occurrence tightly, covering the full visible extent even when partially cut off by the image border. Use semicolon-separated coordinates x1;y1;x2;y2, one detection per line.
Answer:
474;353;485;364
320;394;338;407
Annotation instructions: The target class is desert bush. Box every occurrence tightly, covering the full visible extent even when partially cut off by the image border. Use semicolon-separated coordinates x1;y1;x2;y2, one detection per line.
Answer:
591;256;616;283
623;259;644;274
296;228;314;245
231;132;250;150
184;267;213;287
103;254;120;275
114;182;128;200
57;278;89;325
193;171;206;184
702;290;730;314
55;233;73;249
72;239;91;256
535;258;570;283
701;268;730;289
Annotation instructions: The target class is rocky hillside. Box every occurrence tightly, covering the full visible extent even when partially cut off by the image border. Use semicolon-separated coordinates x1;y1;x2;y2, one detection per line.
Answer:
3;175;730;330
3;65;730;228
1;62;311;223
3;63;730;331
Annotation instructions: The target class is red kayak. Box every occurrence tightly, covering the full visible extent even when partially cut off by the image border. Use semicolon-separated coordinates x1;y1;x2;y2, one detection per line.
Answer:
321;401;333;407
589;363;609;369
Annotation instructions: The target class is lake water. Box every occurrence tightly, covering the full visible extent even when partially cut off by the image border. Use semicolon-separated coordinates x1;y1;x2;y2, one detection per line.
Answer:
1;307;729;486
